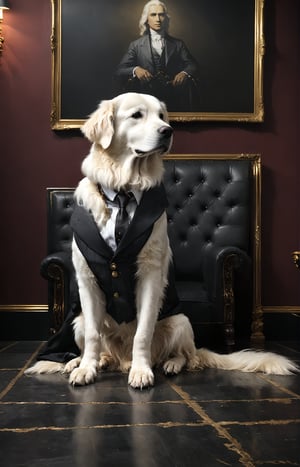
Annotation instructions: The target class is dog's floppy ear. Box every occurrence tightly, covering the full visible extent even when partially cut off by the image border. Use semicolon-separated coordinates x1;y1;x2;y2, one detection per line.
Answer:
160;101;169;122
81;100;114;149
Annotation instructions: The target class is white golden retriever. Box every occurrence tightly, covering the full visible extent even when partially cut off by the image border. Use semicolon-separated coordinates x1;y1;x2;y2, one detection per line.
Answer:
26;93;298;388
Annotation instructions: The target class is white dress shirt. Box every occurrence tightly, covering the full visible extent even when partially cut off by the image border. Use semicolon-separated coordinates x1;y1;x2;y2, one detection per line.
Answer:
100;186;143;251
150;29;165;56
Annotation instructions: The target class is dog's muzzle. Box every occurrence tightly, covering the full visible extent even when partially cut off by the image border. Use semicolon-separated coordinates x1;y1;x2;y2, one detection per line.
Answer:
135;125;173;156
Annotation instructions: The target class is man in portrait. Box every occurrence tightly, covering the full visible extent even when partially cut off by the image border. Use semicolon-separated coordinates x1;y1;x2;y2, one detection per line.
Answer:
115;0;200;112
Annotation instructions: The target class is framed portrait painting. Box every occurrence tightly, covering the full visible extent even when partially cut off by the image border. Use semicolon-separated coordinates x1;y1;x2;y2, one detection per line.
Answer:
51;0;264;129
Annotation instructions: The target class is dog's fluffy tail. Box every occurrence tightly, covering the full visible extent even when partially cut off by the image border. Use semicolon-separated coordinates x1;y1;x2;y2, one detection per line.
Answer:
25;361;65;375
195;348;299;375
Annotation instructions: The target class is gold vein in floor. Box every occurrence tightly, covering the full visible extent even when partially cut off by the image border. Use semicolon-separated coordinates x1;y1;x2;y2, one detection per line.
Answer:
169;381;256;467
0;342;45;400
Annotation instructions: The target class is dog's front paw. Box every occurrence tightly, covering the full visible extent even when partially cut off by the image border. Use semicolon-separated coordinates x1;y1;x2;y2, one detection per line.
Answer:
69;364;98;386
128;366;154;389
63;357;81;374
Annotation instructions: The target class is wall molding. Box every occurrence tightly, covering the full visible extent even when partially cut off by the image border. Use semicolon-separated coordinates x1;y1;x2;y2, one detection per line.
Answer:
262;306;300;314
0;305;48;312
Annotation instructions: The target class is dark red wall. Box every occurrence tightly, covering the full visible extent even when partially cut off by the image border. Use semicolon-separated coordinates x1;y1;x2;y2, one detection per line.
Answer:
0;0;300;308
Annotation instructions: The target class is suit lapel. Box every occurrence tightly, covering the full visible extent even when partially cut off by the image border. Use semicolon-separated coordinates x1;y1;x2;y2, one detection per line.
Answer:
140;35;153;69
164;36;176;66
71;204;113;259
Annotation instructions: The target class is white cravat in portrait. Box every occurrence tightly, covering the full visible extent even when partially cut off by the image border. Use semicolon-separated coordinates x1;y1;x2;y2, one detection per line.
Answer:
150;29;165;56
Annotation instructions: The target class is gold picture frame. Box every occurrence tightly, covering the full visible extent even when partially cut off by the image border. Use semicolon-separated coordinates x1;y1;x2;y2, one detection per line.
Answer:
50;0;265;130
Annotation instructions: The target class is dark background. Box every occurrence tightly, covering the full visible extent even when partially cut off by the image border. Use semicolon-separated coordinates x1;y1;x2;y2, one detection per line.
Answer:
61;0;255;118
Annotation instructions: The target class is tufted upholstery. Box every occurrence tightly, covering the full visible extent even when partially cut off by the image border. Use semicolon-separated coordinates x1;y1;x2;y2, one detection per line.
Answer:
41;155;262;346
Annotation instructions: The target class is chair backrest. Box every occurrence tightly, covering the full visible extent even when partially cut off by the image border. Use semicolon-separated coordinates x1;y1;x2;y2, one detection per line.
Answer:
163;156;256;281
47;188;75;254
46;154;260;286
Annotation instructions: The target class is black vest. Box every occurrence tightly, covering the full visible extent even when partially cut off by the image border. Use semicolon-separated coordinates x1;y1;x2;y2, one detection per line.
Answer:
152;48;166;73
70;184;180;324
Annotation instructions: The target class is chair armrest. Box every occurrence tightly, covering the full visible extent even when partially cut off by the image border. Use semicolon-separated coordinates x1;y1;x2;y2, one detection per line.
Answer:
202;245;250;302
40;251;73;281
40;252;76;333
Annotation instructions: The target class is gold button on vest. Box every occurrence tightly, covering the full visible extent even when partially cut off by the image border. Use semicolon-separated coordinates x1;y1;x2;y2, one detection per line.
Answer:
112;270;118;278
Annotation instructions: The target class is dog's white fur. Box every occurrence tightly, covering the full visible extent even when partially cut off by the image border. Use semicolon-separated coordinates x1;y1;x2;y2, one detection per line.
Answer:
26;93;298;388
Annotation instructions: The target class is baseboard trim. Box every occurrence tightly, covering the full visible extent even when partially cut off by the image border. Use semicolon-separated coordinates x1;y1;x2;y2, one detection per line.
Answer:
0;305;299;341
0;306;49;340
262;306;300;314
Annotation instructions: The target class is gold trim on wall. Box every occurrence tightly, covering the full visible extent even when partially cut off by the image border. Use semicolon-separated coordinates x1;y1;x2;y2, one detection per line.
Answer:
0;305;48;312
50;0;265;129
262;306;300;314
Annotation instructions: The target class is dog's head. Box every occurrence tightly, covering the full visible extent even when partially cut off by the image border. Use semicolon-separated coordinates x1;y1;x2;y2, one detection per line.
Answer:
82;92;173;157
81;93;173;190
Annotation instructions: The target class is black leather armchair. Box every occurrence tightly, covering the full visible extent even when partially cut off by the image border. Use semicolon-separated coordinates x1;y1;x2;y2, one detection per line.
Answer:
42;154;262;347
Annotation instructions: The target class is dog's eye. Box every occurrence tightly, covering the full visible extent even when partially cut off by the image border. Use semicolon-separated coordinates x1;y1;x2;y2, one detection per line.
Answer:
159;112;165;120
131;111;143;119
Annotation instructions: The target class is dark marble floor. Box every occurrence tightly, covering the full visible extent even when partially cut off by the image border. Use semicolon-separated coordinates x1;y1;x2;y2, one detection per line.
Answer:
0;340;300;467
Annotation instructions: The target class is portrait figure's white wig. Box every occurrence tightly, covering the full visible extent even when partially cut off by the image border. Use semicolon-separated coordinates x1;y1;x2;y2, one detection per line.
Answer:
139;1;170;36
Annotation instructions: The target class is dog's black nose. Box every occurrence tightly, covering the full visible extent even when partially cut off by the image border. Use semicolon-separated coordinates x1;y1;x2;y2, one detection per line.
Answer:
158;125;173;138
